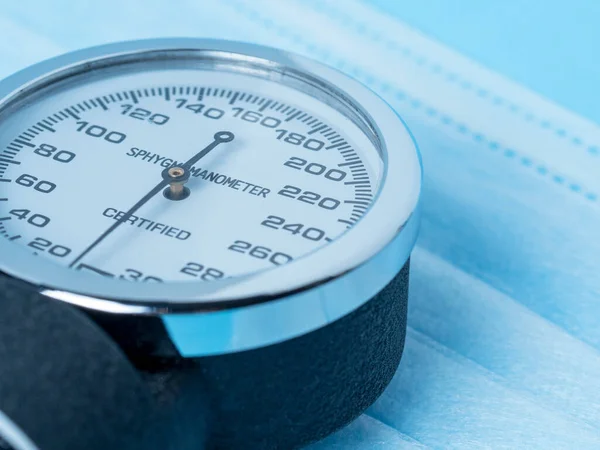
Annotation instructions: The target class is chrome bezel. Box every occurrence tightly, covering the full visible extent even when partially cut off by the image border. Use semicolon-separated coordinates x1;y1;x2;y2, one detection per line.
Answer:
0;409;39;450
0;39;421;355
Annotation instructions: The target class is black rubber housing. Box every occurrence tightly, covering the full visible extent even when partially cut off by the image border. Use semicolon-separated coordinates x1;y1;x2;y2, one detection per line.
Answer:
0;274;201;450
196;259;411;449
0;259;410;449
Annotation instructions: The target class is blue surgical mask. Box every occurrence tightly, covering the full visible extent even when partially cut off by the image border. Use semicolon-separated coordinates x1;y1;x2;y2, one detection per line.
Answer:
2;0;600;448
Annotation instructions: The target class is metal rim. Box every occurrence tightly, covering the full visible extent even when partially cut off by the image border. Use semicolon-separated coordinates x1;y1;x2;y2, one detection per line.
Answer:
0;38;421;353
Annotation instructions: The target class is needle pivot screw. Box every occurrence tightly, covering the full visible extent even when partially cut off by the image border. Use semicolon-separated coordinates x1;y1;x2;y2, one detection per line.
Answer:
163;166;191;201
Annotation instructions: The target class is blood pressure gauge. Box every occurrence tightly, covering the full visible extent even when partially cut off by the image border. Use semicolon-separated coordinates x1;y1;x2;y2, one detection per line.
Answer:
0;39;421;449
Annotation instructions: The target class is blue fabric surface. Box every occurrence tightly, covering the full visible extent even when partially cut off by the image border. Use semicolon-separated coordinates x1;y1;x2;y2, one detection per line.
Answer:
366;0;600;125
1;1;600;448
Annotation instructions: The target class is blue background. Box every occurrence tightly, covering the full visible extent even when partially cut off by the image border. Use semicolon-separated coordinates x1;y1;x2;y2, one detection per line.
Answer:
367;0;600;125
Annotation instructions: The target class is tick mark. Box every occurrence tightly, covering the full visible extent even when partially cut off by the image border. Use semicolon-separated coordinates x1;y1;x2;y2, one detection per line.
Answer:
65;108;81;120
338;219;355;226
285;111;302;122
308;124;328;135
14;139;35;148
345;200;370;206
258;99;272;112
76;263;116;278
95;97;108;111
0;158;20;165
129;90;139;104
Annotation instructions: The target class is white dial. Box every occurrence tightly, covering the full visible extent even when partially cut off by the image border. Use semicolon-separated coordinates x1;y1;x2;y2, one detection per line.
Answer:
0;67;382;282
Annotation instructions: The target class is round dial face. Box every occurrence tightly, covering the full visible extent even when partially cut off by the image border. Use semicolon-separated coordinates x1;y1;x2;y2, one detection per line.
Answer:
0;63;382;283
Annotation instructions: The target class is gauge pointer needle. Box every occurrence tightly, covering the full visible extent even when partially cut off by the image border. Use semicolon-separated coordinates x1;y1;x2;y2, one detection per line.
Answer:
69;131;235;269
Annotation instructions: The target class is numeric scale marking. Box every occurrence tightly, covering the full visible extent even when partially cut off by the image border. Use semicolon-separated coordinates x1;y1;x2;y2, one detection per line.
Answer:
1;85;374;236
